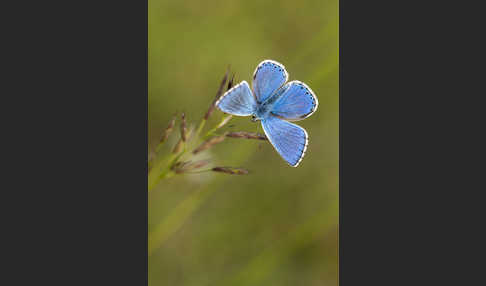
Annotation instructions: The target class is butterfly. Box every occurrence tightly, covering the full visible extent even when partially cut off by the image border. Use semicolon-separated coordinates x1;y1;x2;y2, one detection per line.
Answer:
216;59;318;167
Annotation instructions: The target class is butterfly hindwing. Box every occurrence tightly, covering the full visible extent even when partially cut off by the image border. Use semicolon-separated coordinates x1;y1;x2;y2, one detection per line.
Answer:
216;81;257;116
271;81;318;121
252;60;288;103
261;115;308;167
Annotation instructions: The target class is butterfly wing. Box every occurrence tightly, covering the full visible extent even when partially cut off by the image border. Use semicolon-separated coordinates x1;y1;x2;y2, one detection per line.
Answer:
216;81;257;116
261;114;308;167
271;81;318;121
252;60;288;103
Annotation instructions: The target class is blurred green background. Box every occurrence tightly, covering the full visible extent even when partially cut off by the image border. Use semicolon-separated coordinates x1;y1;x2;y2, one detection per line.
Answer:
149;0;338;285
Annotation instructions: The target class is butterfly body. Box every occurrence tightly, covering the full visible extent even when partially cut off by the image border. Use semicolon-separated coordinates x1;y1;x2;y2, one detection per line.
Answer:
253;93;279;121
216;60;318;167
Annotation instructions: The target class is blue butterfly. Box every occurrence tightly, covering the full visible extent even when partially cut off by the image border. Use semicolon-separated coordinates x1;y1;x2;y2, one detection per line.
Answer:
216;60;318;167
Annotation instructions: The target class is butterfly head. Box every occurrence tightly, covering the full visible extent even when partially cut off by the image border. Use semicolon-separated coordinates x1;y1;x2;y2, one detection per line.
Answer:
251;115;259;122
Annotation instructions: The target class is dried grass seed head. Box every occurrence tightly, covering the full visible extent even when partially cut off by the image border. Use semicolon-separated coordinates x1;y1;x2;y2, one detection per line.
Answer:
212;166;249;175
192;133;227;154
204;67;230;120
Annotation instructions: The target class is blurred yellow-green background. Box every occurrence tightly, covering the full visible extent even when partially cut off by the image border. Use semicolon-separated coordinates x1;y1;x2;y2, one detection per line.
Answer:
149;0;338;285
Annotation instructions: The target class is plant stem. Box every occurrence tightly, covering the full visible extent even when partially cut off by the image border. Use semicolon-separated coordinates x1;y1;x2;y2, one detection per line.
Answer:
204;114;232;139
148;143;255;255
148;151;184;191
195;119;206;137
149;185;215;256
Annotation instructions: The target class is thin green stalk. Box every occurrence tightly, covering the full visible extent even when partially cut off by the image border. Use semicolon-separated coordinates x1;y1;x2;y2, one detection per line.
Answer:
148;183;218;255
195;119;207;138
148;139;254;255
204;114;232;139
148;151;184;191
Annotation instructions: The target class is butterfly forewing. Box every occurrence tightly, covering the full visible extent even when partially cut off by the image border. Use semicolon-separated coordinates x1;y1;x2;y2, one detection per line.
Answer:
216;81;257;116
271;81;318;121
261;115;308;167
252;60;288;103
